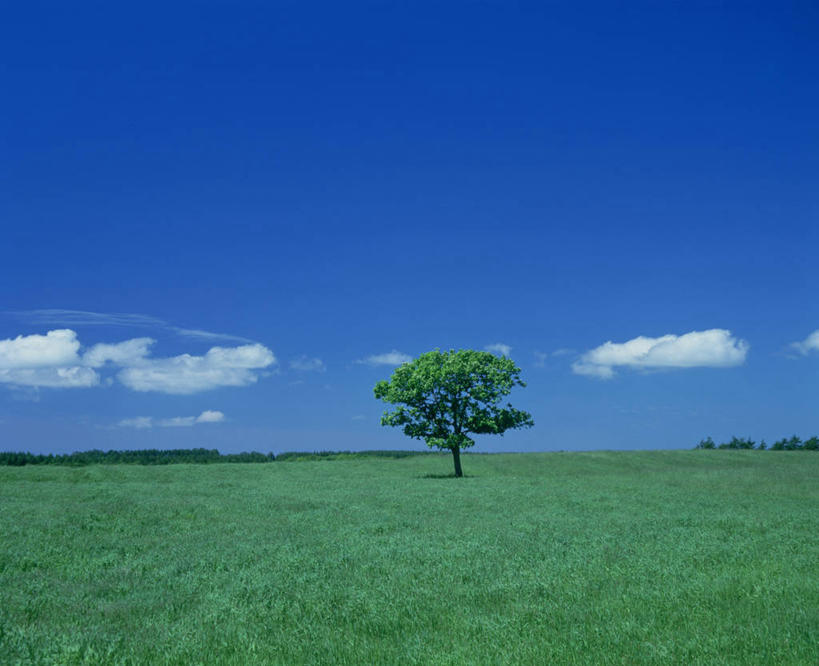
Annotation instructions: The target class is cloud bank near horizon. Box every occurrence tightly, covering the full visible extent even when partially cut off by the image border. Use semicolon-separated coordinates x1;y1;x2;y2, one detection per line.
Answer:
573;329;749;379
118;410;225;428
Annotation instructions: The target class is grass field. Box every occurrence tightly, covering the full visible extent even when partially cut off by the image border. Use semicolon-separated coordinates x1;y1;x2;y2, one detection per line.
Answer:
1;451;817;664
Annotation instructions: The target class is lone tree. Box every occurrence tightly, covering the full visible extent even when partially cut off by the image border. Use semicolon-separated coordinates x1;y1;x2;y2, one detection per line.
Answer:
374;349;534;477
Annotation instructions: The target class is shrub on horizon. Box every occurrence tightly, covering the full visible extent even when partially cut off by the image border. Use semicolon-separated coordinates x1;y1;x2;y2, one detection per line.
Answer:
695;434;817;451
718;436;756;450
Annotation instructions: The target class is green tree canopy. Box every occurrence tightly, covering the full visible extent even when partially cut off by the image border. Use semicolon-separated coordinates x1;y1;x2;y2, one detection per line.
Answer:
374;349;534;477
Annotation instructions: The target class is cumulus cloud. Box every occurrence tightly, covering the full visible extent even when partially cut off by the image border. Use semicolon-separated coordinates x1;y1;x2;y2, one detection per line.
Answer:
357;350;412;366
0;329;82;368
83;338;154;367
118;410;225;428
0;330;100;388
485;343;512;357
195;409;225;423
289;356;326;372
0;328;276;393
572;329;749;379
790;330;819;356
117;344;276;394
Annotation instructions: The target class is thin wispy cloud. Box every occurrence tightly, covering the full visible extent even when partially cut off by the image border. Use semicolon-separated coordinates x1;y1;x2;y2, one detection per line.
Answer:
356;350;412;366
118;410;225;428
15;310;166;328
534;348;575;367
573;329;749;379
289;356;326;372
485;343;512;357
118;416;153;429
172;328;256;344
10;309;254;344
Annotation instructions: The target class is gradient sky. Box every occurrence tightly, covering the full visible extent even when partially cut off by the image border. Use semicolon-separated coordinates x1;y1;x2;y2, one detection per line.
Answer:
2;2;817;454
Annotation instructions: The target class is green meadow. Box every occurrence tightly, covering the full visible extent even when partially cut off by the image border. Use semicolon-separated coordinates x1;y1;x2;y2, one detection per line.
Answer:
1;451;817;664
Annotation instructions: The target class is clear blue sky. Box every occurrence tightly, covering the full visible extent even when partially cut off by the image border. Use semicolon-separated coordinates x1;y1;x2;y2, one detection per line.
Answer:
2;2;817;454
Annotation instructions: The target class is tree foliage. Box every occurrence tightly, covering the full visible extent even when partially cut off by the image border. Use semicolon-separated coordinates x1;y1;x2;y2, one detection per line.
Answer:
374;349;533;476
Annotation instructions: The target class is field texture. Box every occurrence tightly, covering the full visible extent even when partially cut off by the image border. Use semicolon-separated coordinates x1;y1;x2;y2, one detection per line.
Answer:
0;451;817;664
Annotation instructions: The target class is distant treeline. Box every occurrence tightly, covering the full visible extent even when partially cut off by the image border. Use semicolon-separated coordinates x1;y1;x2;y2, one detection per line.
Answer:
0;448;434;467
695;435;819;451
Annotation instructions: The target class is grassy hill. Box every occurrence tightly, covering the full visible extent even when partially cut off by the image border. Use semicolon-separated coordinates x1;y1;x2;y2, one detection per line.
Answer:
1;451;816;664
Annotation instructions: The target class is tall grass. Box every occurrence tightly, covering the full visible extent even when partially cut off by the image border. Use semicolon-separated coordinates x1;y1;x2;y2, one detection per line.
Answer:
0;451;816;664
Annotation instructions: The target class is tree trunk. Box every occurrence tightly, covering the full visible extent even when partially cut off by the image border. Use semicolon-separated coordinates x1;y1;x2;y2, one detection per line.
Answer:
451;446;463;477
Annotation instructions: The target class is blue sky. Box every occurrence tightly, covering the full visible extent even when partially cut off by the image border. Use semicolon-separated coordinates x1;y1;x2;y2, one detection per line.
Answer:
2;2;817;454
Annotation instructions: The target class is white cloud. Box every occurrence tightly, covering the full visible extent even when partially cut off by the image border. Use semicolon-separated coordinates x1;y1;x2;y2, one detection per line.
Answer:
117;344;276;394
357;350;412;366
119;410;225;428
485;343;512;357
0;328;275;393
0;329;81;368
0;330;100;388
195;410;225;423
572;361;616;379
83;338;154;367
290;356;326;372
790;330;819;355
572;329;749;379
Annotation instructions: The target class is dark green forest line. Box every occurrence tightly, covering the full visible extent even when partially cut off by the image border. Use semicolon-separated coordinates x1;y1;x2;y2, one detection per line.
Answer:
0;448;437;466
1;436;818;466
695;435;818;450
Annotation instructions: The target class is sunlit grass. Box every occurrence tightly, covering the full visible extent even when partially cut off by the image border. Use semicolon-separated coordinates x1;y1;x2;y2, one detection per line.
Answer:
1;451;816;664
